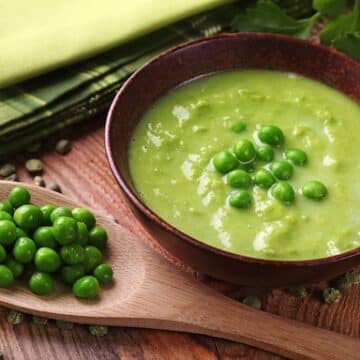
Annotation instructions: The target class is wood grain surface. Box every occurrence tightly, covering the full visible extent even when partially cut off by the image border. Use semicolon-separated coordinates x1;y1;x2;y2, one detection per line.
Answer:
0;116;359;360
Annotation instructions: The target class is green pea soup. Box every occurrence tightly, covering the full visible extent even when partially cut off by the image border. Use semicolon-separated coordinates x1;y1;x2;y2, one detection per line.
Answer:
129;70;360;260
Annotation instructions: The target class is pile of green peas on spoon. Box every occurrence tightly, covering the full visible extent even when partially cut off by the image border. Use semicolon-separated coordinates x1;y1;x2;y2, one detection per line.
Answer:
212;124;328;209
0;186;113;299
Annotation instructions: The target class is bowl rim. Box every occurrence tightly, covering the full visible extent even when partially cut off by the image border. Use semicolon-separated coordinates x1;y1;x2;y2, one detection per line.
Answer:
105;32;360;267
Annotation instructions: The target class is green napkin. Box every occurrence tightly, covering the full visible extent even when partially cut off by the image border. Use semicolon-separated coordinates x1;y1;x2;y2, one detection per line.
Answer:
0;4;237;156
1;0;231;88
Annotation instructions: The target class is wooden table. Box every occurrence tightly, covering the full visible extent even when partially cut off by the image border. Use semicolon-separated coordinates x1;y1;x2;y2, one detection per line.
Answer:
1;116;359;360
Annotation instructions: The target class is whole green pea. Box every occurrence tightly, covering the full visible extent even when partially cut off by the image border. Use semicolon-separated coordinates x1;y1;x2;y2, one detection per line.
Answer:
61;264;85;285
9;187;30;208
50;207;73;223
271;182;295;204
302;181;327;201
94;264;113;284
254;169;276;189
213;151;238;174
227;169;252;189
34;248;61;273
285;148;308;166
229;190;252;209
77;222;89;246
72;208;95;230
40;204;55;225
256;145;274;163
231;121;246;133
0;265;14;288
270;160;293;180
83;246;103;273
72;275;100;299
233;139;256;163
13;237;37;263
258;125;284;146
29;272;54;295
0;201;13;215
33;227;57;249
52;216;78;245
13;204;43;232
88;226;108;249
0;210;13;222
60;244;85;265
5;257;24;278
0;220;17;246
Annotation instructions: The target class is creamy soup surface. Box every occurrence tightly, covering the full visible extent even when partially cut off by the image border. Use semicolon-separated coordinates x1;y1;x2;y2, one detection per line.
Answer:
129;70;360;260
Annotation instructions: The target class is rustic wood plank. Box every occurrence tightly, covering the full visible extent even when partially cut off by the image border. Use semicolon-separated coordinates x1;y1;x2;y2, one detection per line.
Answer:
0;116;358;359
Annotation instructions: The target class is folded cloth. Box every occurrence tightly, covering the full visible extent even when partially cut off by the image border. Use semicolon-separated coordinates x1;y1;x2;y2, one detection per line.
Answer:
0;0;232;88
0;4;237;156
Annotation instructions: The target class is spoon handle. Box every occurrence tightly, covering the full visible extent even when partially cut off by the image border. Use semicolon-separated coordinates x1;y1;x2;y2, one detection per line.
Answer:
127;246;359;360
135;284;359;360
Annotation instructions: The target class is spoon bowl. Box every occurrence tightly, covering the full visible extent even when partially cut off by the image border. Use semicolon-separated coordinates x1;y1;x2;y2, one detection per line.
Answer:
0;181;358;359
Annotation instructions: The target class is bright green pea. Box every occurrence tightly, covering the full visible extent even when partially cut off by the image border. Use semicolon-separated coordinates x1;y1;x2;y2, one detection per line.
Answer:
41;204;55;225
229;190;252;209
233;139;256;163
94;264;113;284
231;121;247;133
83;246;103;273
9;187;30;208
0;220;17;246
60;244;85;265
52;216;78;245
34;248;61;273
0;245;6;263
29;272;54;295
258;125;285;146
302;181;328;201
61;264;85;285
0;265;14;288
15;227;27;239
254;169;275;189
13;237;36;263
33;227;57;249
50;207;73;223
270;160;293;180
256;145;274;163
72;275;100;299
77;222;89;246
0;210;13;222
227;169;252;189
5;257;24;278
0;201;13;215
213;151;238;174
88;226;108;249
271;182;295;204
13;204;43;232
285;148;308;166
72;208;95;230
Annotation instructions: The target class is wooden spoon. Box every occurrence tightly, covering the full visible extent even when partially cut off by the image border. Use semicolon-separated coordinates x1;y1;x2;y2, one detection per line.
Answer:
0;181;358;360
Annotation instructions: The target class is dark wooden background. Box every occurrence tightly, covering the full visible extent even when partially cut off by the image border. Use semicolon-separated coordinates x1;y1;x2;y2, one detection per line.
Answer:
0;116;359;360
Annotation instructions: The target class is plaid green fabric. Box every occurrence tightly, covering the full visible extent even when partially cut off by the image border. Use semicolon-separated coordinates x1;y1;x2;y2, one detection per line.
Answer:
0;4;237;156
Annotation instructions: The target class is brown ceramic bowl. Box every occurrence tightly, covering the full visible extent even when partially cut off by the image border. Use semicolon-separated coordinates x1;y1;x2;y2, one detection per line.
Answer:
105;33;360;287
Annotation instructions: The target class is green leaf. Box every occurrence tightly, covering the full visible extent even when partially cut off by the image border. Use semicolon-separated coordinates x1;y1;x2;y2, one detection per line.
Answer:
313;0;347;19
332;32;360;60
320;12;356;45
354;0;360;29
320;0;360;44
232;0;319;39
